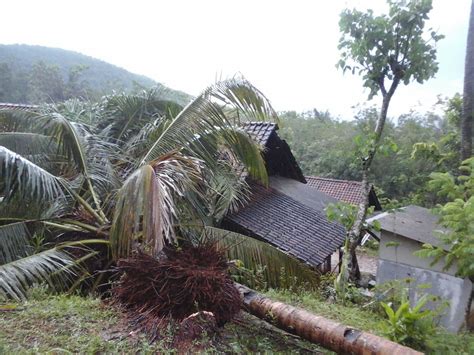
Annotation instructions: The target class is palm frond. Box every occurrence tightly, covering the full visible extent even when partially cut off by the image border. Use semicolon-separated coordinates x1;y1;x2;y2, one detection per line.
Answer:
0;146;65;202
0;248;75;301
110;152;205;260
206;163;251;222
140;77;277;166
99;89;183;143
38;108;119;217
109;165;165;260
204;226;319;289
0;222;31;264
0;108;40;132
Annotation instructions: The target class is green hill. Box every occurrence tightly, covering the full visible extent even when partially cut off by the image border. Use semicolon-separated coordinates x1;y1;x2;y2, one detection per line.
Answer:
0;44;192;105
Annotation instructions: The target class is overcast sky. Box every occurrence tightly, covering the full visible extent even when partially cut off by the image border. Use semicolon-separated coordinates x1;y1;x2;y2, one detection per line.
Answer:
0;0;470;119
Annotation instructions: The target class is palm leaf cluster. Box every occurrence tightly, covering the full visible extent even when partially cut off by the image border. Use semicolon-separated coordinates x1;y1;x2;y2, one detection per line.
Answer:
0;77;304;298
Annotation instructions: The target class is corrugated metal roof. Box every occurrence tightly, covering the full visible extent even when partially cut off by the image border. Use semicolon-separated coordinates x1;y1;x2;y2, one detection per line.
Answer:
367;205;450;249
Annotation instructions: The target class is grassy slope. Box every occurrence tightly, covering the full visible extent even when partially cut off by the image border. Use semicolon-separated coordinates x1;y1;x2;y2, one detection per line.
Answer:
0;290;327;354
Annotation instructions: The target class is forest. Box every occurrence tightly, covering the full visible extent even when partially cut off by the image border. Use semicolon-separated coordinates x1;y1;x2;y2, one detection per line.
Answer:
278;95;462;208
0;44;191;105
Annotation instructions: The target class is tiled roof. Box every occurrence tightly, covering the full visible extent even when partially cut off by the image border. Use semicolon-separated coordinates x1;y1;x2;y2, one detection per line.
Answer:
242;122;278;146
226;180;346;267
0;103;37;111
243;122;306;183
305;176;369;206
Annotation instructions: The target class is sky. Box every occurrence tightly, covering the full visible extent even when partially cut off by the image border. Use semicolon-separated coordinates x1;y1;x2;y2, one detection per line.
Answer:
0;0;470;119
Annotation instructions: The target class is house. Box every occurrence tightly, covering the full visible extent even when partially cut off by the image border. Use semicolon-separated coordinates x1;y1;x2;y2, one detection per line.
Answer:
305;176;382;211
368;205;472;333
224;122;346;271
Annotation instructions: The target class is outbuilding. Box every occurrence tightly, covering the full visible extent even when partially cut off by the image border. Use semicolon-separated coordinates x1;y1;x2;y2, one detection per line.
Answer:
368;205;472;333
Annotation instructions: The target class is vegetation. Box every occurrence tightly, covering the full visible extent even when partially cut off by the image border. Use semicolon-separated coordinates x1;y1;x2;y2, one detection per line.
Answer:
336;0;443;284
280;98;461;207
0;77;281;301
416;157;474;277
265;287;474;354
0;287;326;354
0;44;192;105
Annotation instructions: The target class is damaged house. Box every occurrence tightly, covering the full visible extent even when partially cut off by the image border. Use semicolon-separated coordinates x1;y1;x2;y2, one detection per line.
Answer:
223;122;346;272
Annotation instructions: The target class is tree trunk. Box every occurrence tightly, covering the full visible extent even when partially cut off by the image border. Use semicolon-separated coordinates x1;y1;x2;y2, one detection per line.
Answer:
462;0;474;161
236;283;422;355
341;82;399;284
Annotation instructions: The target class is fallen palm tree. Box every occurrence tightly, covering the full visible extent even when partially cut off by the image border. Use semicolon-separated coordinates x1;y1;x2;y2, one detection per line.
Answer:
236;283;422;355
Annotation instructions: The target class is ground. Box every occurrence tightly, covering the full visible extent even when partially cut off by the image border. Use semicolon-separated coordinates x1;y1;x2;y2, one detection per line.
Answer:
330;246;378;275
0;288;328;354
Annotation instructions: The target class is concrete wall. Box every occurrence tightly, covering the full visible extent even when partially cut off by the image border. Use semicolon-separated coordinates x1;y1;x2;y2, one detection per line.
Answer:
379;231;458;276
377;259;472;332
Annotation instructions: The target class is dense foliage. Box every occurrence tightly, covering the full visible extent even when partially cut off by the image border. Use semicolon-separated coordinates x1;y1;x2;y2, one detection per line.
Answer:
416;158;474;277
0;44;191;105
279;97;461;207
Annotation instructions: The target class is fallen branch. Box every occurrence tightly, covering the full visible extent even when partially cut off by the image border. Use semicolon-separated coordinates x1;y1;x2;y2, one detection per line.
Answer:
235;283;422;355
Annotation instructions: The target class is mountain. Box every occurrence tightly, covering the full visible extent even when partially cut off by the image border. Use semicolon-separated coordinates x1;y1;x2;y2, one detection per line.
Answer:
0;44;192;105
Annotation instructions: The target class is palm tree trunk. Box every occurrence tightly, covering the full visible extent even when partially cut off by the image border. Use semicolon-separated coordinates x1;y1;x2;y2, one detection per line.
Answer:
236;283;422;355
462;0;474;161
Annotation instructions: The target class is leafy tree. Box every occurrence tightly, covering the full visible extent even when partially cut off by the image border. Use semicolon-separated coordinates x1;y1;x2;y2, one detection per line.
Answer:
27;61;66;103
416;158;474;278
461;0;474;161
336;0;443;284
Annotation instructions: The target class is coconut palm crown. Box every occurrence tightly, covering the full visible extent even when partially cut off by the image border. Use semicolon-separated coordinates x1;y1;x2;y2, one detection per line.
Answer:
0;77;282;300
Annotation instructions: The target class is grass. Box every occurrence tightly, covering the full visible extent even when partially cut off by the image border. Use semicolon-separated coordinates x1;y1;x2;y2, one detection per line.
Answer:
2;285;472;354
0;287;328;354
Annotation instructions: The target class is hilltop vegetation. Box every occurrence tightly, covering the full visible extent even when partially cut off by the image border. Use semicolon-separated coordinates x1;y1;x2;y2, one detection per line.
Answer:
278;98;461;207
0;44;192;105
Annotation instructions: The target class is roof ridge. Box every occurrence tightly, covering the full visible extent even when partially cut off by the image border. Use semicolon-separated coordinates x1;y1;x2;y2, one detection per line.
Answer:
306;176;363;185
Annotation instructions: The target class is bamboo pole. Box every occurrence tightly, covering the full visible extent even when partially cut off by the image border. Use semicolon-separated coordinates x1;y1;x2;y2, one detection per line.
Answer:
236;284;423;355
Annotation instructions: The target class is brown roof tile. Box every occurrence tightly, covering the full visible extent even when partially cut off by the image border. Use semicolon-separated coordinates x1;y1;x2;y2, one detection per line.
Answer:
305;176;369;205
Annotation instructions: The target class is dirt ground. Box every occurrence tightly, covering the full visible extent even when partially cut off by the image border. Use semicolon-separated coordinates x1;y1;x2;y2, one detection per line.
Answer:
330;249;378;275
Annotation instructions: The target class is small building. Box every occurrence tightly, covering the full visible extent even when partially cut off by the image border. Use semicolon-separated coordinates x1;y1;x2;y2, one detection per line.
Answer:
224;122;346;271
369;205;472;333
305;176;382;211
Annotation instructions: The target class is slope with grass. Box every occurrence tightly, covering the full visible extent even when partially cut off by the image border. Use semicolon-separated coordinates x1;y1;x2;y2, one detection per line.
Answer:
0;289;328;354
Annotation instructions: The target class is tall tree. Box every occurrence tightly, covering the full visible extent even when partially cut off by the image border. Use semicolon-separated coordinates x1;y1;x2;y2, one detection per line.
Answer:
462;0;474;161
336;0;443;285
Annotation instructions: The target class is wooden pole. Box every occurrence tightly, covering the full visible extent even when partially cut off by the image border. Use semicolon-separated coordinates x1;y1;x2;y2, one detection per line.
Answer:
236;284;422;355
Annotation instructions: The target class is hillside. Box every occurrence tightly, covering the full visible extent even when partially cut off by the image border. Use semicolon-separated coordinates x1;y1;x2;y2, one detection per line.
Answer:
0;44;192;105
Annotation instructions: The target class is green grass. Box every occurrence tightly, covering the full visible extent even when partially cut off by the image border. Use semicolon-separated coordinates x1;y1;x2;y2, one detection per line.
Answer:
0;288;327;354
264;288;384;335
0;290;164;354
